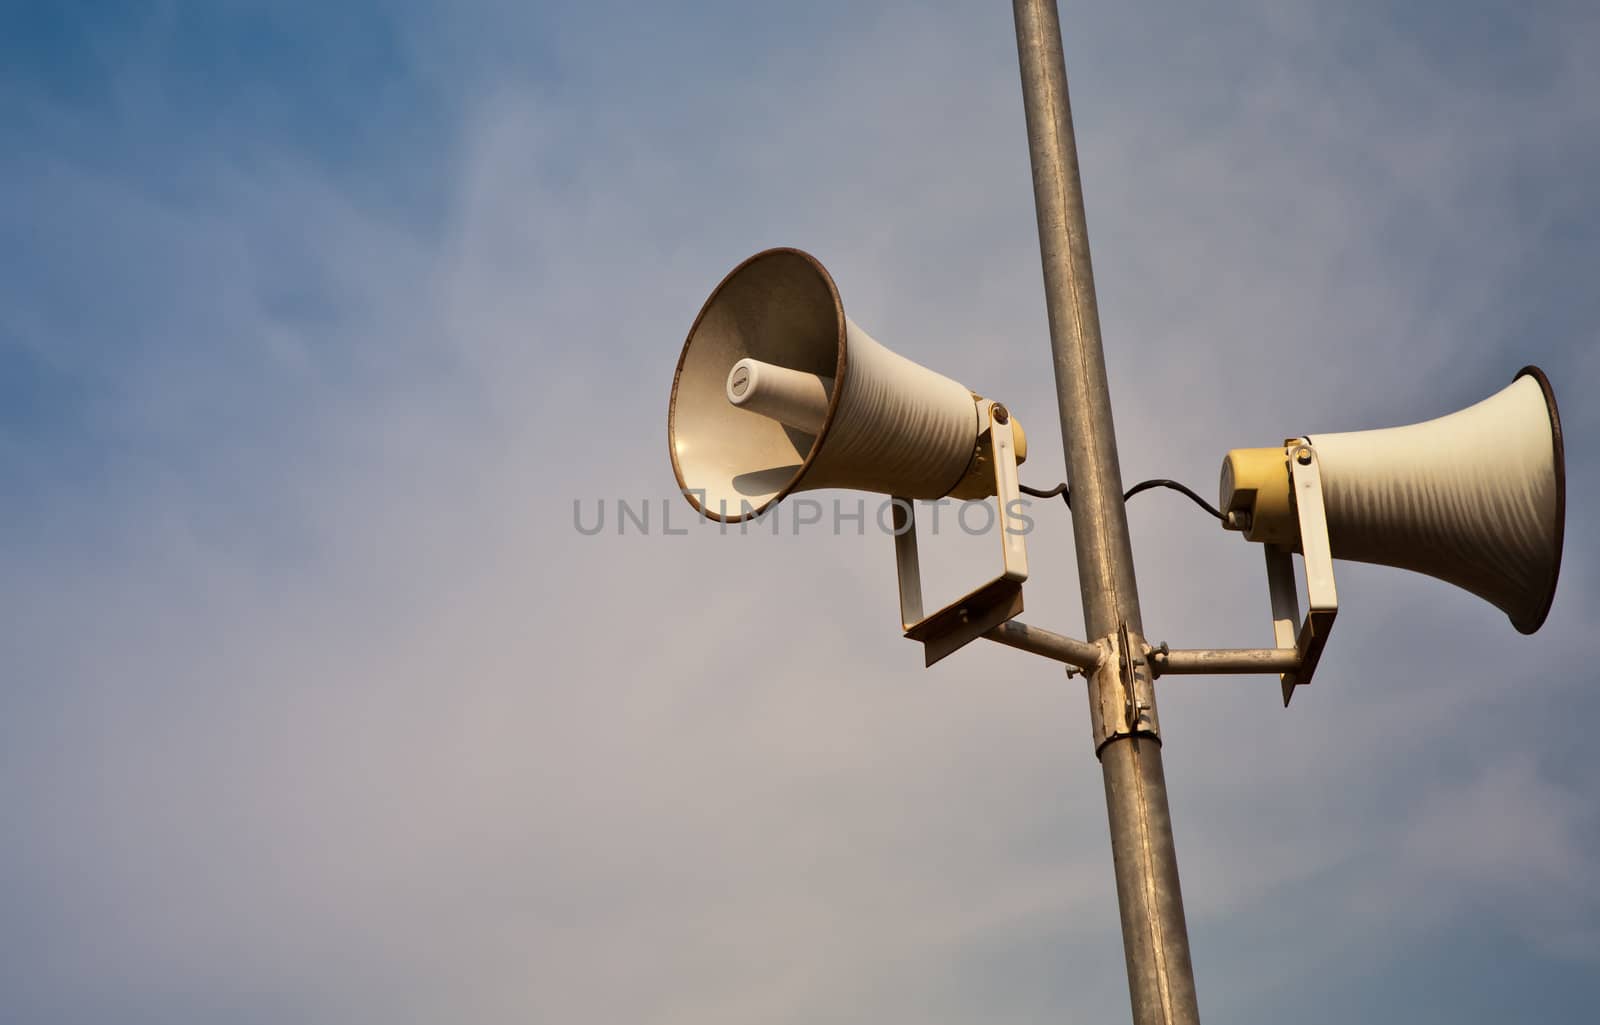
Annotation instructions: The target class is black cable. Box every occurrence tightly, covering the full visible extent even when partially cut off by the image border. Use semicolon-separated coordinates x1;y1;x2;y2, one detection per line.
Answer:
1122;478;1224;520
1019;478;1224;521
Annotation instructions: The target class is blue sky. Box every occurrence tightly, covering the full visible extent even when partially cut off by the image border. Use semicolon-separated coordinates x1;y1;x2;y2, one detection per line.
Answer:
3;2;1598;1023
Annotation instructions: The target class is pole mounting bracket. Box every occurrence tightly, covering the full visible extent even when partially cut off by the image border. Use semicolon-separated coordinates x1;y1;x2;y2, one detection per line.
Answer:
893;401;1029;666
1145;439;1339;705
1270;439;1339;704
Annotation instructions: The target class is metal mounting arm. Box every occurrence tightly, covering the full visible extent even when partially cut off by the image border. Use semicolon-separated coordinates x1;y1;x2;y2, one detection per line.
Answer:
1147;440;1339;705
985;619;1105;671
893;401;1038;666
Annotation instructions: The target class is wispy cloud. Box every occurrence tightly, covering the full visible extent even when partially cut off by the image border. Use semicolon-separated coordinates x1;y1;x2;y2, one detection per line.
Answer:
2;2;1596;1023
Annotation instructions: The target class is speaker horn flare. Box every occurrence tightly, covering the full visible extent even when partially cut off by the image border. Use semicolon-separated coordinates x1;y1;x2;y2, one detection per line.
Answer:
669;248;1026;522
1220;368;1565;633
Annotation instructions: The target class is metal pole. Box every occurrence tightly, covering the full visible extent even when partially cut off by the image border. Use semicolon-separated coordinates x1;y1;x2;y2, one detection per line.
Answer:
1011;2;1201;1023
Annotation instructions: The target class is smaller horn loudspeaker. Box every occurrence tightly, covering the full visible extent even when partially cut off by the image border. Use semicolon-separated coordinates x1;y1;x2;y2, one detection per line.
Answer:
669;247;1032;665
668;247;1026;522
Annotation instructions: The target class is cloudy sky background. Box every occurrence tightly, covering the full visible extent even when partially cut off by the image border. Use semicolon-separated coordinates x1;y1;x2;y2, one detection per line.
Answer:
3;1;1598;1022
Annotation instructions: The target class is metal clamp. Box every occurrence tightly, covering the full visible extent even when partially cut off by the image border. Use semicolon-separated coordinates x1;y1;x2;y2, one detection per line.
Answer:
1087;621;1160;749
894;401;1030;666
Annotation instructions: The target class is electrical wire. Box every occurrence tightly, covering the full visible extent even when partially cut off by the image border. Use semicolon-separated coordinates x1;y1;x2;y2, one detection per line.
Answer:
1020;478;1224;521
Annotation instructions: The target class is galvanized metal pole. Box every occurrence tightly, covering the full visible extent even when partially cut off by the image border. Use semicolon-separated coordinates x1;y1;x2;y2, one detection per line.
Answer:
1011;2;1202;1023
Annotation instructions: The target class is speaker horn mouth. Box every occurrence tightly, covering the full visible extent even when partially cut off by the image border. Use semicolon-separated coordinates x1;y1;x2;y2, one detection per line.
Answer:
668;248;848;523
1513;365;1565;634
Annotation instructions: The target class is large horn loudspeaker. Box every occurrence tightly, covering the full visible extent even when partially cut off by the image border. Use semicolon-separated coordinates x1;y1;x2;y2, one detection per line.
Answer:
1220;368;1565;634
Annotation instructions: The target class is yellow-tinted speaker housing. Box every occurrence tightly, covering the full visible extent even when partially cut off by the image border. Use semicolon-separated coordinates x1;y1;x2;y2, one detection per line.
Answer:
946;414;1027;500
1219;446;1296;546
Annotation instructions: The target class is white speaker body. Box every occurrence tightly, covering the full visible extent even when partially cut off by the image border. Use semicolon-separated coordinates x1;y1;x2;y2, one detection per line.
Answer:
1307;369;1564;633
669;248;997;522
1221;368;1565;634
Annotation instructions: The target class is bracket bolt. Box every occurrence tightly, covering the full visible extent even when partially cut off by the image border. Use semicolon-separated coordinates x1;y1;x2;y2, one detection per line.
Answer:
992;404;1010;425
1296;446;1313;465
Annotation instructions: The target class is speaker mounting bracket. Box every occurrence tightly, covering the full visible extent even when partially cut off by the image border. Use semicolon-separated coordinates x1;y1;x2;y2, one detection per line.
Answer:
892;402;1029;667
1147;440;1338;705
1273;439;1339;704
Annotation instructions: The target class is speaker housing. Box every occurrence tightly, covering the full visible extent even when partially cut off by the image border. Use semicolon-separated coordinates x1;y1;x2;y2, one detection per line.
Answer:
669;248;1024;522
1220;367;1565;634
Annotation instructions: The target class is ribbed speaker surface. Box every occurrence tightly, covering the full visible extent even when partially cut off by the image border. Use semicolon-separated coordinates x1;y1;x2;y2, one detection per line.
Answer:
670;248;980;522
1308;368;1564;633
